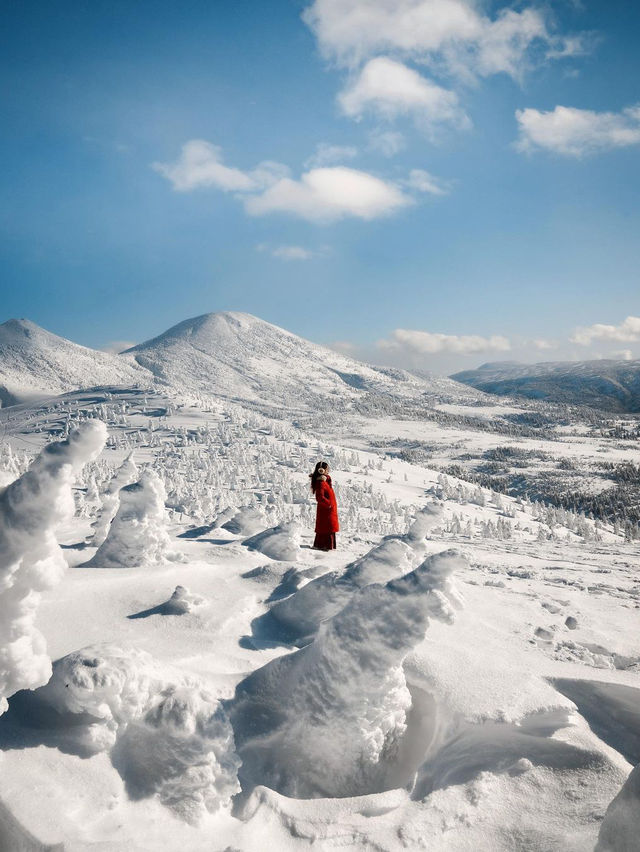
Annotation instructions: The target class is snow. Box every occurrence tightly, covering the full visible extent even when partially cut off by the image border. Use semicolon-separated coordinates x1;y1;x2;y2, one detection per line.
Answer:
86;469;182;569
243;521;301;561
597;763;640;852
34;644;240;823
92;452;139;545
231;549;466;799
0;318;148;405
0;421;106;715
0;314;638;851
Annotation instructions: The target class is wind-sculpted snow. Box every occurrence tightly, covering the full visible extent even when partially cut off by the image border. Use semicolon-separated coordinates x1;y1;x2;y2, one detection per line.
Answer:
86;469;183;568
36;644;240;824
222;505;268;537
267;504;443;644
243;521;301;562
597;763;640;852
0;421;107;715
91;452;138;546
230;548;466;799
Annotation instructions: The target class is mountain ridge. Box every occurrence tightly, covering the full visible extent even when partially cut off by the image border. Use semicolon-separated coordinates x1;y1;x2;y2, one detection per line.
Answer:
452;358;640;412
0;313;480;410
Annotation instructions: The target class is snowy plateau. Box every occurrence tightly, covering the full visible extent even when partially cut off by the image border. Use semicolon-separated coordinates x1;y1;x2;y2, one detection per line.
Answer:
0;311;638;852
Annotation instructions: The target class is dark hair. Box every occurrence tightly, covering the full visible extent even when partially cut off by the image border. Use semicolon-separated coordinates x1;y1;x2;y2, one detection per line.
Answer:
309;460;328;493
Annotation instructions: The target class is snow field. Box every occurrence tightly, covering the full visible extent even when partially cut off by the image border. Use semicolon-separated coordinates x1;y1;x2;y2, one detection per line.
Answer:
0;389;638;850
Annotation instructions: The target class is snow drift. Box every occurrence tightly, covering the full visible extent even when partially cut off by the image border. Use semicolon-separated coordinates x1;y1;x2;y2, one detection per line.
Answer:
597;762;640;852
222;505;268;537
230;548;466;799
268;504;443;644
243;521;301;562
36;644;240;823
0;421;107;715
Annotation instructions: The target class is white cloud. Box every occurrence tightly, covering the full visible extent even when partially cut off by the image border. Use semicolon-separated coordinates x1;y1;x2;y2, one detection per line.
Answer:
154;140;449;223
378;327;511;355
368;129;406;156
570;316;640;345
338;57;470;137
152;140;257;192
257;244;319;261
516;104;640;156
244;166;413;222
530;338;557;350
403;168;451;195
303;0;573;81
610;349;633;361
304;143;359;167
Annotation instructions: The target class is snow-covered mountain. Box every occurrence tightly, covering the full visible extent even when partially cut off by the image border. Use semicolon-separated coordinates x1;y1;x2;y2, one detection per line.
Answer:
124;311;478;409
0;319;149;406
452;358;640;412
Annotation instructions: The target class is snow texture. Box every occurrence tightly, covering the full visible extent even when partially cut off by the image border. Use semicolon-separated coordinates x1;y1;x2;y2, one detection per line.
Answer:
36;644;240;823
222;505;268;537
597;763;640;852
268;503;443;643
0;318;148;405
92;452;139;546
165;584;207;614
0;421;107;714
243;521;301;561
230;548;466;798
86;469;181;568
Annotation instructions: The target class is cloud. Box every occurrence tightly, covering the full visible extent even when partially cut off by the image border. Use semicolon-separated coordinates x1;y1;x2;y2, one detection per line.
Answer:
152;140;258;192
570;316;640;345
256;243;320;261
304;143;358;167
516;104;640;156
378;328;511;355
368;129;406;156
100;340;138;354
244;166;413;222
338;57;470;137
154;140;449;223
403;168;451;195
530;338;557;350
303;0;575;81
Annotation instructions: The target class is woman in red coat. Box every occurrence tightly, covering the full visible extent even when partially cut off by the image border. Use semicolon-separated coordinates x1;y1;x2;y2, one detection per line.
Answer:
310;461;339;550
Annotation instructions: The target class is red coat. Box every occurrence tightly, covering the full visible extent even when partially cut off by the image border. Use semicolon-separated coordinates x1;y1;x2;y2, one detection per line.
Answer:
314;475;339;534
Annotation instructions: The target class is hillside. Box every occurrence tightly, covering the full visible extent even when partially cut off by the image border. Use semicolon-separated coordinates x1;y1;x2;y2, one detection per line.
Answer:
124;311;479;410
0;319;149;406
452;359;640;412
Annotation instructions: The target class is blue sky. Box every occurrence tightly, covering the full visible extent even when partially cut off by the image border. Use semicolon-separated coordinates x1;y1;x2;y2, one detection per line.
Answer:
1;0;639;373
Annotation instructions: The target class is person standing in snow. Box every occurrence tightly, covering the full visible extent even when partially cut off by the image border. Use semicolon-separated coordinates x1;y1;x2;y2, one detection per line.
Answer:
310;461;339;550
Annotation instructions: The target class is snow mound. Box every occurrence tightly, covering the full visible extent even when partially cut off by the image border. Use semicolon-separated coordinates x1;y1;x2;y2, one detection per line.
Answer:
86;470;182;568
165;585;207;614
36;644;240;823
221;505;268;536
0;421;107;715
92;452;138;546
268;505;442;643
230;548;466;798
243;521;301;562
597;763;640;852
